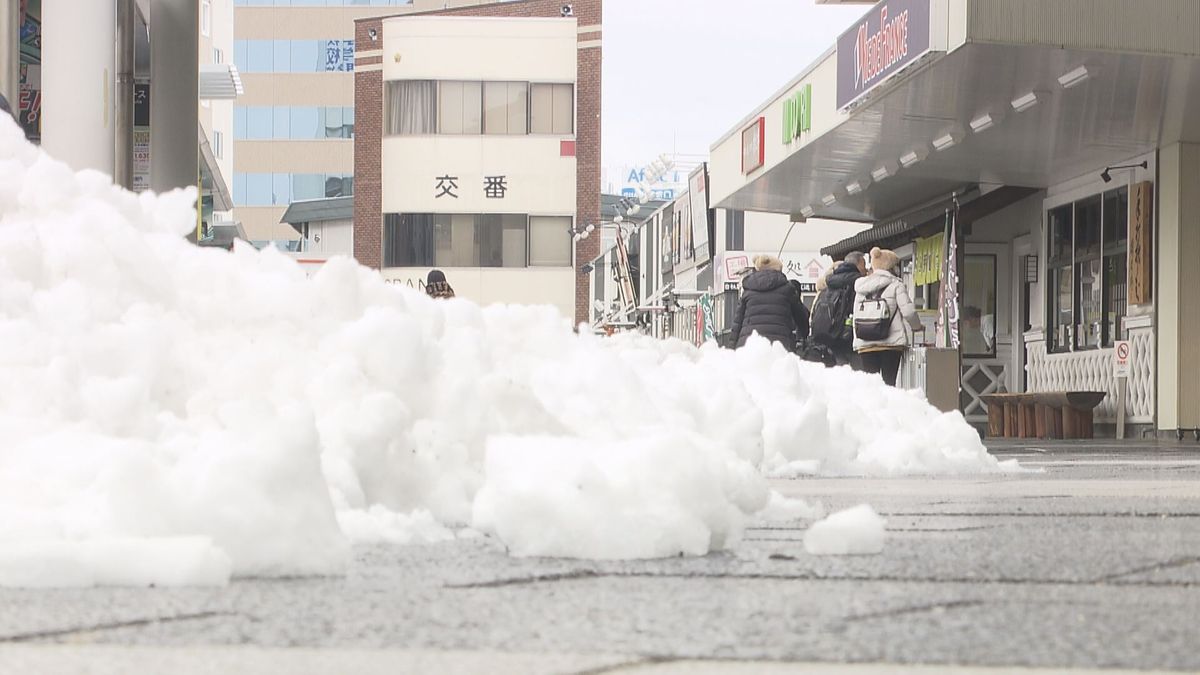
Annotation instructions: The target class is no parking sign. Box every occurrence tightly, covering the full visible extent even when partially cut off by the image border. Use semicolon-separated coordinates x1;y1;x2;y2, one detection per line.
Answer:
1114;341;1132;378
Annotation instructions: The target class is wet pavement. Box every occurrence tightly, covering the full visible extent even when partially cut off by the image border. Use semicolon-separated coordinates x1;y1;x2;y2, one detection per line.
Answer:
2;441;1198;674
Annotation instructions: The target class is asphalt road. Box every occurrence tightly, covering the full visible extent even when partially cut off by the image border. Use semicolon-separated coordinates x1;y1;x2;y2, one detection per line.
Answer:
2;441;1198;674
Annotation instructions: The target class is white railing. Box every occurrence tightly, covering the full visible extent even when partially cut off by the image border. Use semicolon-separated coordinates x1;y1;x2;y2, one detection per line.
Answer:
1024;315;1155;423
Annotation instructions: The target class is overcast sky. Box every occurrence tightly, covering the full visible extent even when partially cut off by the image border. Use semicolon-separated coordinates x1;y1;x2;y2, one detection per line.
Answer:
601;0;868;175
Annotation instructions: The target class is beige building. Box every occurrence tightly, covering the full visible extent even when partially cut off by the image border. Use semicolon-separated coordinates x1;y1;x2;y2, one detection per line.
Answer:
232;0;508;247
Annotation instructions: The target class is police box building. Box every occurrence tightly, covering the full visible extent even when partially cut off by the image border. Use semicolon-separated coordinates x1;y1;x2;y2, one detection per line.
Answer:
351;0;602;323
710;0;1200;438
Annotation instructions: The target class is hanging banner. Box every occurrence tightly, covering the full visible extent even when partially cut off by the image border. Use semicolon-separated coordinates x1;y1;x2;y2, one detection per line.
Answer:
941;211;961;349
698;293;716;344
913;233;943;286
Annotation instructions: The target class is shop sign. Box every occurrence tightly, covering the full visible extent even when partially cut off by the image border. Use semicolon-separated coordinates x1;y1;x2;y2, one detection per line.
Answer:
836;0;932;110
324;40;354;72
781;84;812;145
1128;181;1153;305
435;174;507;200
132;83;151;192
741;117;765;174
913;233;943;286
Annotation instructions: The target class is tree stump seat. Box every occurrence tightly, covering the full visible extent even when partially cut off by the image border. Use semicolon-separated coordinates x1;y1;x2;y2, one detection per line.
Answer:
980;392;1106;440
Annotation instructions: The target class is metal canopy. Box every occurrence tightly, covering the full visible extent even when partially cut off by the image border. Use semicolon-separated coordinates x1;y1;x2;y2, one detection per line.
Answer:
718;42;1200;221
199;64;244;100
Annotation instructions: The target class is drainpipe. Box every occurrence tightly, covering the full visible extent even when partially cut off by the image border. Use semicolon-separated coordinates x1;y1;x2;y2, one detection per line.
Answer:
115;0;136;189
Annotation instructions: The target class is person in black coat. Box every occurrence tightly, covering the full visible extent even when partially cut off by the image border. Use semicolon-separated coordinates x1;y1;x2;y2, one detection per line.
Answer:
729;255;810;351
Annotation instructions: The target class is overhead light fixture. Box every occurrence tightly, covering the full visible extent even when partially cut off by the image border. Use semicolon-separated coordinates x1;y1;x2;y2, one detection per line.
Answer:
799;205;815;219
846;177;870;195
1100;160;1148;183
932;132;961;151
821;193;837;207
970;114;996;134
871;165;892;182
1058;65;1090;89
1011;91;1039;112
899;146;928;168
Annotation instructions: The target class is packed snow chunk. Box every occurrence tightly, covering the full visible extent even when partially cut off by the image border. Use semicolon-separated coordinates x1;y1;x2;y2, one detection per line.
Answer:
0;537;231;588
753;491;825;525
336;506;456;545
473;435;769;559
803;504;886;556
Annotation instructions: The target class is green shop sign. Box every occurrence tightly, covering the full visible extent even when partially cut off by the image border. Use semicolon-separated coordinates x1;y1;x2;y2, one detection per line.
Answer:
781;84;813;144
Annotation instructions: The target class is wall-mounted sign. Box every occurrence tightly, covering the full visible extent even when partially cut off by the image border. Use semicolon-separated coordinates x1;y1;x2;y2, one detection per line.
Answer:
836;0;932;110
1128;181;1153;305
781;84;812;145
741;117;765;174
132;83;150;192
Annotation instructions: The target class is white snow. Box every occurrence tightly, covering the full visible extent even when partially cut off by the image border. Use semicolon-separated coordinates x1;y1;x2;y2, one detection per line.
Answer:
0;120;1004;586
803;504;887;556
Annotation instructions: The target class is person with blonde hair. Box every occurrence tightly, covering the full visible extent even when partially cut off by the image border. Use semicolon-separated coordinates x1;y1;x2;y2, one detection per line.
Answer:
852;247;922;385
728;254;809;351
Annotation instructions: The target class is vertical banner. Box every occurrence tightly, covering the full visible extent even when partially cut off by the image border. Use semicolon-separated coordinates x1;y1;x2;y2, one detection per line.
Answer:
941;210;960;349
698;293;716;344
132;83;151;192
1128;181;1153;305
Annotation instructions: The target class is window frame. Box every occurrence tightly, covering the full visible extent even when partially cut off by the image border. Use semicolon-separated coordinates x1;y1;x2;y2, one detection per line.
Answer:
1045;186;1129;354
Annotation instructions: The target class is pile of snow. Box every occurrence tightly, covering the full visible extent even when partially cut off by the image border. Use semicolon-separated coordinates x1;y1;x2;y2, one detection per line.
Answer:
803;504;887;556
0;121;1003;586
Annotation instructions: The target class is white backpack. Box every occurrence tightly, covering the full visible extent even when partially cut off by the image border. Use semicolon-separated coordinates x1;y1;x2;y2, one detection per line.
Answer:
853;286;893;341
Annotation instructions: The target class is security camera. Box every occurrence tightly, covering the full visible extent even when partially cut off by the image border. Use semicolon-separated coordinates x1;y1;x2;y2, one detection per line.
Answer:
367;28;378;41
560;4;574;17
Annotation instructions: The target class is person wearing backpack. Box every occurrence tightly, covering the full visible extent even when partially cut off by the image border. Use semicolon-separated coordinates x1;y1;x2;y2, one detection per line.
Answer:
853;247;922;386
809;252;866;367
729;255;810;352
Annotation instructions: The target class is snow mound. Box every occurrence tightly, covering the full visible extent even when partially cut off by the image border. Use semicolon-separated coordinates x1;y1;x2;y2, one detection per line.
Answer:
803;504;887;556
0;120;1000;585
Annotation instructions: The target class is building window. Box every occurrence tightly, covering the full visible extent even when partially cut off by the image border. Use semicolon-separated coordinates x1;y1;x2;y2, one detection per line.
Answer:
961;255;996;357
233;173;354;206
483;81;528;135
384;213;572;268
233;39;353;73
438;81;483;135
234;106;354;139
201;0;211;37
529;216;572;266
385;81;436;135
530;83;573;135
724;210;745;251
213;130;223;159
213;48;223;65
1046;186;1128;352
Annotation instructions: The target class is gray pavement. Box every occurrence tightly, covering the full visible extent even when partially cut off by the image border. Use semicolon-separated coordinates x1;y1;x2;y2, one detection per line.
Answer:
1;441;1199;674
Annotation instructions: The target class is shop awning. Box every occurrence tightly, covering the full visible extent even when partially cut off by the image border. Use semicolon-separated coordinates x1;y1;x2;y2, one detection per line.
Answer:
198;123;232;212
281;196;354;235
714;2;1200;223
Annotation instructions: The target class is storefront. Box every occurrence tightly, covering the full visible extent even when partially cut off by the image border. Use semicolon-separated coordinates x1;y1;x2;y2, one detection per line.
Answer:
709;0;1200;437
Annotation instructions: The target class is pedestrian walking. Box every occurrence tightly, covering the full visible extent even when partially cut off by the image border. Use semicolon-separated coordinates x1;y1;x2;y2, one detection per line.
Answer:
852;247;922;386
809;251;867;367
425;269;455;299
728;255;810;352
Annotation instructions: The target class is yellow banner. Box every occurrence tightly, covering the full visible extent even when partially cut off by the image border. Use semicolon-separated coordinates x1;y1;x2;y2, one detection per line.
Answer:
913;234;943;286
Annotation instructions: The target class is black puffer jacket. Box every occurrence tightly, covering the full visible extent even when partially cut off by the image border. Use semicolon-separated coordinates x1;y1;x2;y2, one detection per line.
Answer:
729;269;809;351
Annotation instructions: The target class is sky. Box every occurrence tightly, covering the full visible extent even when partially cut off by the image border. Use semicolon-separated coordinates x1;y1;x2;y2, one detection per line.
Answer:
601;0;868;179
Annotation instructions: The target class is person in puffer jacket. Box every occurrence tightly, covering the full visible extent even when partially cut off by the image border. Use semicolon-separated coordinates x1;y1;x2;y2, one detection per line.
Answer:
853;247;922;386
729;255;809;352
425;269;455;299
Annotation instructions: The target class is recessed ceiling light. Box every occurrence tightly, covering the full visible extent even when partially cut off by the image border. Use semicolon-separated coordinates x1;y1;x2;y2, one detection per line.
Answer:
1058;65;1090;89
1011;91;1039;112
899;146;928;167
799;206;815;218
821;193;837;207
846;178;869;195
871;165;892;182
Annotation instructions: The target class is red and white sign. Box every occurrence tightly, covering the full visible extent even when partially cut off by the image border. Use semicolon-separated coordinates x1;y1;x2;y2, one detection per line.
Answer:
1113;340;1132;377
741;117;765;174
